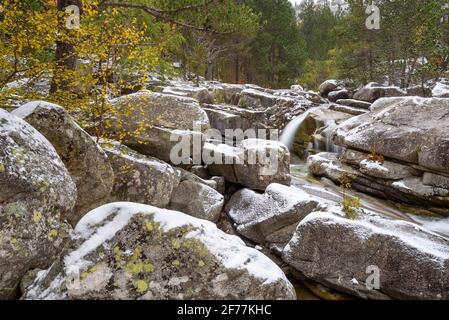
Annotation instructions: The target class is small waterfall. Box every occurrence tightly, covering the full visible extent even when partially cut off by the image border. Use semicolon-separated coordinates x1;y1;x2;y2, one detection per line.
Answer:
280;108;318;150
280;106;342;157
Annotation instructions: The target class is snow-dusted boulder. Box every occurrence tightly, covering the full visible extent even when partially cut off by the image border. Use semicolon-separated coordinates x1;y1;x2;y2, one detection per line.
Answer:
353;82;406;102
0;109;76;299
334;97;449;174
169;180;224;223
282;208;449;300
100;140;180;208
105;91;209;161
23;202;296;300
13;101;114;225
206;139;291;191
226;184;319;250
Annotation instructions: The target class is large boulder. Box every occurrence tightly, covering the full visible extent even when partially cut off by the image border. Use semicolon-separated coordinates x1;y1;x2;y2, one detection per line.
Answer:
23;202;296;300
13;101;114;225
226;184;320;250
100;139;180;208
282;208;449;300
353;83;406;103
328;89;350;102
203;104;267;135
105;91;210;161
318;80;340;97
238;89;296;111
334;97;449;174
206;82;245;105
169;180;224;223
0;109;76;299
206;139;291;191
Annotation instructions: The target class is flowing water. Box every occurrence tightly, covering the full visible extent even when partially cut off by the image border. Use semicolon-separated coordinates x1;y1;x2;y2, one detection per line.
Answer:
280;106;343;158
281;109;449;239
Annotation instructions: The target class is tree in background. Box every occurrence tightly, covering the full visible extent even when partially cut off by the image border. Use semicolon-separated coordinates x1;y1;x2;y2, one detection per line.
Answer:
334;0;448;87
242;0;305;88
296;0;341;89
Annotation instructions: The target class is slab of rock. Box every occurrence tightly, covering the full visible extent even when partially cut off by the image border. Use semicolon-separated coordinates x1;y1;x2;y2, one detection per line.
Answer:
169;180;224;222
334;97;449;174
336;99;372;110
238;88;296;110
23;202;296;300
100;139;179;208
105;91;209;161
282;208;449;300
203;104;267;135
0;109;76;299
13;101;114;225
162;86;213;104
226;184;320;248
308;152;449;209
206;82;245;105
206;139;291;191
353;83;406;102
329;104;367;116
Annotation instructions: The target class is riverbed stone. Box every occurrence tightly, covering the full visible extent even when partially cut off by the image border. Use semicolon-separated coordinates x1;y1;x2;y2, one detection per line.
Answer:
13;101;114;225
0;109;76;299
22;202;296;300
282;208;449;300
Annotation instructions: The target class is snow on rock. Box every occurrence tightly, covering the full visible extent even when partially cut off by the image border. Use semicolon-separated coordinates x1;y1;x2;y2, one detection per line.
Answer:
0;108;76;299
432;82;449;98
226;183;320;249
23;202;296;300
282;207;449;300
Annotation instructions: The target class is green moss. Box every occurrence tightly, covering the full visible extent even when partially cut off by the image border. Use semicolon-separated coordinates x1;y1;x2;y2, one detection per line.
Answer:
0;163;5;173
126;261;143;274
47;229;58;241
33;210;43;223
172;239;181;250
135;279;148;293
143;262;154;273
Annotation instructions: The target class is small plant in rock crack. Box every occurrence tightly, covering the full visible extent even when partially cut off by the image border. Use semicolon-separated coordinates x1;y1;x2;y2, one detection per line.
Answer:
368;149;385;164
339;174;362;220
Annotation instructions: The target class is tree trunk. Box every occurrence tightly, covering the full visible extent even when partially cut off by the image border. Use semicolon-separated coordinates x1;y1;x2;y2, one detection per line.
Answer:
51;0;82;93
235;56;239;83
205;61;214;81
